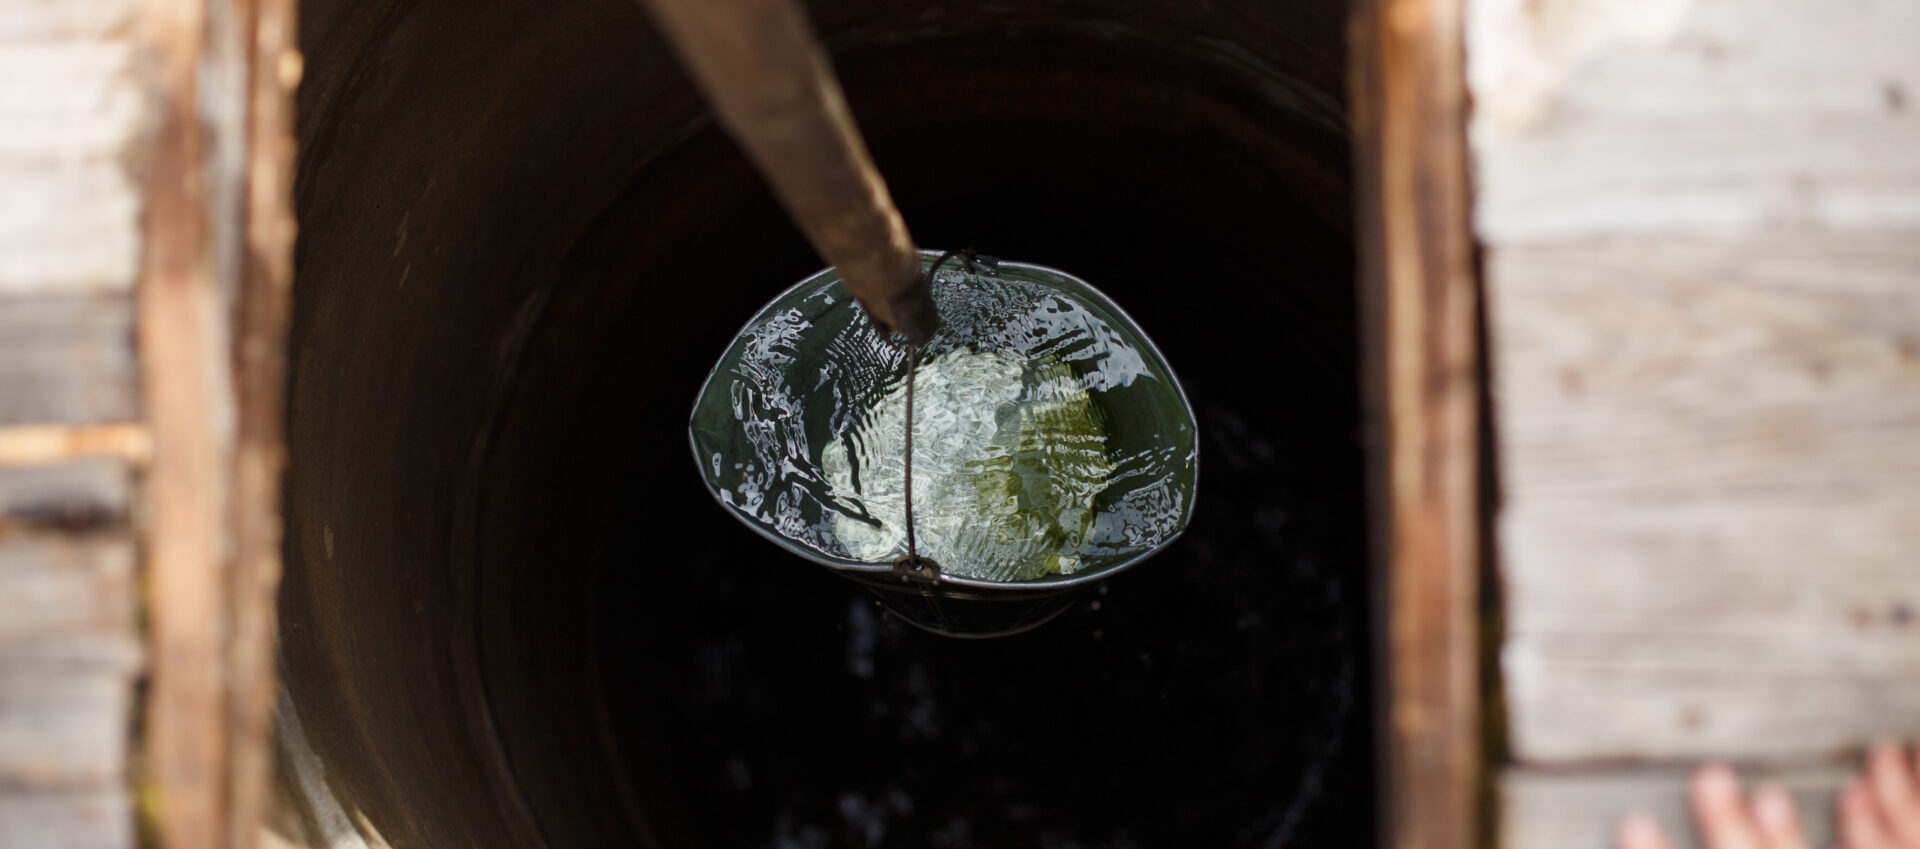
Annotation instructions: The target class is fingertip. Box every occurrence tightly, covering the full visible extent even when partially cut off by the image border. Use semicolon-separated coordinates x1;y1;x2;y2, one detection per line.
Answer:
1753;784;1797;830
1868;739;1920;799
1690;763;1765;847
1840;776;1871;817
1864;739;1920;845
1839;777;1893;848
1695;762;1743;804
1752;783;1809;847
1618;812;1671;849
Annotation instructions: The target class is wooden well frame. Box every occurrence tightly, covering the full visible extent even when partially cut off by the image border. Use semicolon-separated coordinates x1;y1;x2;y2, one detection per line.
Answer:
118;0;1490;846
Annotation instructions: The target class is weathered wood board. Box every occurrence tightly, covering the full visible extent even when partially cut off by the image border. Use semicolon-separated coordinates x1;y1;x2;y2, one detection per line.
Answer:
0;461;128;527
1490;237;1920;765
1351;0;1485;844
0;536;142;845
1491;234;1920;764
1492;237;1920;508
0;790;134;849
0;642;142;790
1501;765;1848;849
0;27;142;295
0;2;145;848
1505;632;1920;764
1470;0;1920;842
0;536;135;645
0;0;134;43
1469;0;1920;242
0;297;138;426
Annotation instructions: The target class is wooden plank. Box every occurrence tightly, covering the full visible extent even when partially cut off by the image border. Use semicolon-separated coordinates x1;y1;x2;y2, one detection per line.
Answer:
1505;633;1920;763
0;790;134;849
0;43;141;158
1467;0;1920;242
0;461;129;528
1489;236;1920;762
0;38;143;296
0;7;145;849
1470;0;1920;841
0;652;138;789
0;425;151;468
0;0;133;43
1501;765;1847;849
1492;236;1920;507
0;535;135;644
0;161;141;288
1503;497;1920;638
0;536;139;796
0;5;148;849
0;162;143;294
136;0;249;844
0;296;137;426
1351;0;1484;846
225;0;299;840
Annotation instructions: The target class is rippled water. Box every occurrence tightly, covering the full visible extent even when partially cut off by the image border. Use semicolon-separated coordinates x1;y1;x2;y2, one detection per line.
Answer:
821;347;1116;581
690;255;1197;583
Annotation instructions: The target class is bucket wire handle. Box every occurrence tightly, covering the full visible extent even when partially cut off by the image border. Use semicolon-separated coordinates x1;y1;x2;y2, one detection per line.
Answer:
892;248;995;632
894;247;982;578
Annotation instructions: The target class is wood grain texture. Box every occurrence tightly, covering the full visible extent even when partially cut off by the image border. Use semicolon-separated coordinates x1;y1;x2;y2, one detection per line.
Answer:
0;1;146;848
0;536;136;644
1501;765;1847;849
133;0;298;842
0;791;135;849
0;650;140;789
1505;633;1920;763
1468;0;1920;242
1470;0;1920;841
138;0;236;843
1352;0;1484;845
0;461;129;528
0;425;151;468
0;536;141;824
0;0;133;43
225;0;299;840
0;43;140;159
1492;236;1920;510
1489;236;1920;762
0;297;137;426
0;34;142;294
0;540;141;819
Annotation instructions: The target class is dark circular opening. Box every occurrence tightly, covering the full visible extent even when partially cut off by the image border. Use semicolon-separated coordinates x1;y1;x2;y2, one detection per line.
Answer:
280;1;1370;846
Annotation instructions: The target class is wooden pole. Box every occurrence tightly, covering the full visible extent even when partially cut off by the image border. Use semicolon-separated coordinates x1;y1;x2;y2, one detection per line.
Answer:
137;0;297;843
638;0;939;343
139;0;233;840
225;0;300;842
1349;0;1484;847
